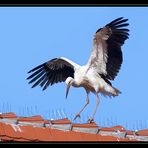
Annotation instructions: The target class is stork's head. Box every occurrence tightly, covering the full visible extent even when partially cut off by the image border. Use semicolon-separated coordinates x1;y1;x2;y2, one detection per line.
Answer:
65;77;74;99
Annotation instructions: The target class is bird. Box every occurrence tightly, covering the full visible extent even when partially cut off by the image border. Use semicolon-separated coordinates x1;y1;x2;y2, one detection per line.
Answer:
27;17;129;123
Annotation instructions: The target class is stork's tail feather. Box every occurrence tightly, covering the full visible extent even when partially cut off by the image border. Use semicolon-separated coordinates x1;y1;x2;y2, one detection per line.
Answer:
100;86;121;97
112;87;121;96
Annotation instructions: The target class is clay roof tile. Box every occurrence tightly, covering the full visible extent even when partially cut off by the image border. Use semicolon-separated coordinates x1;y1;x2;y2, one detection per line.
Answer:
100;125;125;132
50;118;71;124
18;115;44;123
136;129;148;136
72;122;99;128
0;112;17;119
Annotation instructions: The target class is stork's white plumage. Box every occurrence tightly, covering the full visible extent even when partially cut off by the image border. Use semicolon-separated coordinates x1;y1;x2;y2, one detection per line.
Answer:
27;17;129;122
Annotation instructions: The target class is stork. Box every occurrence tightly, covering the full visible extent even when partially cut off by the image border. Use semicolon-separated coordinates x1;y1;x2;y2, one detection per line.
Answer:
27;17;129;122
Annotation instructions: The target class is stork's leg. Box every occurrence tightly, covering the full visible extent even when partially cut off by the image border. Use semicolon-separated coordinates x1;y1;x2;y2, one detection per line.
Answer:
87;93;100;123
73;91;90;120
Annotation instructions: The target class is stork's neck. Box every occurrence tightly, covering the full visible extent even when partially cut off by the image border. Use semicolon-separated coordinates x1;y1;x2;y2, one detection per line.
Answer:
71;79;80;87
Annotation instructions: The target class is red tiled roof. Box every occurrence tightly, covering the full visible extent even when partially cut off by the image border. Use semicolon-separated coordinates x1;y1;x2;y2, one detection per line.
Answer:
0;112;147;142
0;122;125;142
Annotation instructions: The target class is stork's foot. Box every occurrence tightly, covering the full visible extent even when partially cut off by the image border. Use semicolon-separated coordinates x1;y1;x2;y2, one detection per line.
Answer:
87;117;94;123
73;113;81;120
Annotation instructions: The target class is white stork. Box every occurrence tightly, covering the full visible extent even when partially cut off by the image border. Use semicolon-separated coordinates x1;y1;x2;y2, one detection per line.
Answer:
27;17;129;122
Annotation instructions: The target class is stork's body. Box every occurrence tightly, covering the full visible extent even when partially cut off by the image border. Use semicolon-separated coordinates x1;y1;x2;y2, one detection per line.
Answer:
65;64;120;122
27;17;129;122
69;65;118;96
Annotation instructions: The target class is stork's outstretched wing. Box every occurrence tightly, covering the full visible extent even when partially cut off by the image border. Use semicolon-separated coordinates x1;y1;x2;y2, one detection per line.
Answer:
27;57;80;90
87;17;129;80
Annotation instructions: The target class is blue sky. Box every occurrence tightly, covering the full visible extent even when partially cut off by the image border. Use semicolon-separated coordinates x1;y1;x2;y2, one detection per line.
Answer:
0;7;148;130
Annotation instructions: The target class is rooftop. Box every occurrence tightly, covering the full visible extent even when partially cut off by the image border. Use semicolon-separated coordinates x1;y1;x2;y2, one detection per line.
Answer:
0;112;148;142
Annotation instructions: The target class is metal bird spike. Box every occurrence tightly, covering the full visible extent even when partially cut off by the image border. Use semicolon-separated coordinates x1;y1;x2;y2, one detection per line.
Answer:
61;108;67;118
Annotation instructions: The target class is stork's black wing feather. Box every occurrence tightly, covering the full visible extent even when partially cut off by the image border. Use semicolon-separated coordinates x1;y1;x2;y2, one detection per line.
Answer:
27;58;75;90
105;17;129;80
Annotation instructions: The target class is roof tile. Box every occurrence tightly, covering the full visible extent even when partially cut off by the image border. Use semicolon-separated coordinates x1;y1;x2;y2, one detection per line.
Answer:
126;130;135;135
72;122;99;134
50;118;71;124
136;129;148;136
100;125;125;132
0;112;17;119
18;115;44;123
72;122;98;128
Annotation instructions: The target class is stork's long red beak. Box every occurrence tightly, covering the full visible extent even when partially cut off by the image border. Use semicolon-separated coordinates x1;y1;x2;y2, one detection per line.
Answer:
66;83;71;99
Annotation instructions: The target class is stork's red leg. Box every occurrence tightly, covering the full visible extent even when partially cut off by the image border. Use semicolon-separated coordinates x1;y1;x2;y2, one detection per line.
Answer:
87;93;100;123
73;92;90;120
